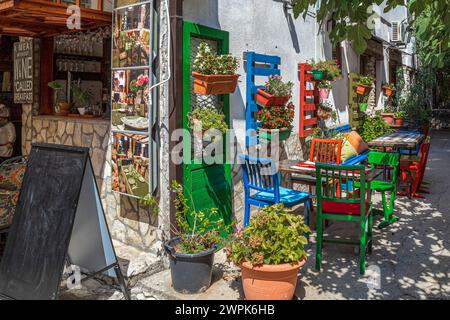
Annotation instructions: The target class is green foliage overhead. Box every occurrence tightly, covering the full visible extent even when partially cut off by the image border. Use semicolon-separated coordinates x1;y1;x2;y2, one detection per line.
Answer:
226;204;310;266
291;0;450;68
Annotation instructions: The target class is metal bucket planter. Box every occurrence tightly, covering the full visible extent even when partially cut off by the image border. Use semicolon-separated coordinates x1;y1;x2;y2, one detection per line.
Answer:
164;236;217;294
192;72;240;95
255;89;290;107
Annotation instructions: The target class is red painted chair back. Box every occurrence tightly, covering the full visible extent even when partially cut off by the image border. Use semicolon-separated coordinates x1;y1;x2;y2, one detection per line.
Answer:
416;142;431;191
310;138;343;165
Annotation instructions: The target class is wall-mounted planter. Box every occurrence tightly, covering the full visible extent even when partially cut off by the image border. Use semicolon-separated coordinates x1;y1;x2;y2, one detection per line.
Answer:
381;112;395;125
311;69;324;80
359;103;368;112
356;84;371;95
255;88;290;107
383;86;393;97
258;127;291;141
318;88;330;99
192;72;240;95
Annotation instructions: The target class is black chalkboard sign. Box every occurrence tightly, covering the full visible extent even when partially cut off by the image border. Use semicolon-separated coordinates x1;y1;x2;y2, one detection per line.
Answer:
0;143;129;300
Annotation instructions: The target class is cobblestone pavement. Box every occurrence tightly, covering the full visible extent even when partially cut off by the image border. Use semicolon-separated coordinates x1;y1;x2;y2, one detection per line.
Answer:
61;130;450;300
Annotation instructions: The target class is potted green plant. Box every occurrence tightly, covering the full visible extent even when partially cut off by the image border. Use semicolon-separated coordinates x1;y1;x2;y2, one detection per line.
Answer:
226;204;310;300
71;84;93;115
255;75;293;107
356;75;374;95
257;102;295;141
381;105;395;125
192;42;240;95
359;114;394;142
317;101;336;121
394;111;407;126
164;181;229;294
48;81;70;115
359;95;369;112
311;60;342;81
188;107;228;141
316;80;332;99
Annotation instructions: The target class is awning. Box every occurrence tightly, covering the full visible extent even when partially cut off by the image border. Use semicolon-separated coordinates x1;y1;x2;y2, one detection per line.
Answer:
0;0;111;37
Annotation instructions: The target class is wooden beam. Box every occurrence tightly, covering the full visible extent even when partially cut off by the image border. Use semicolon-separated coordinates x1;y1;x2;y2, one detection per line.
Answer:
39;37;54;115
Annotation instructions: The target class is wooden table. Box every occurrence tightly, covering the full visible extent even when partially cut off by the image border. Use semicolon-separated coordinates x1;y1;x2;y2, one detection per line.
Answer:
368;132;425;150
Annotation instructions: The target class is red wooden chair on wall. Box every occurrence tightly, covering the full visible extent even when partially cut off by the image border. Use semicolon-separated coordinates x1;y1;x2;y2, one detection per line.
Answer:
400;142;431;198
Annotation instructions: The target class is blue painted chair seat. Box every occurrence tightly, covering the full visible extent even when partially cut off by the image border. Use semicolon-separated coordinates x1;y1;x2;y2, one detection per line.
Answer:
251;187;310;206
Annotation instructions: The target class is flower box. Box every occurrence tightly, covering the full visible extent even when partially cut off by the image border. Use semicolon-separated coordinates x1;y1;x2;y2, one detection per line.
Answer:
192;72;240;95
258;127;292;141
255;88;290;107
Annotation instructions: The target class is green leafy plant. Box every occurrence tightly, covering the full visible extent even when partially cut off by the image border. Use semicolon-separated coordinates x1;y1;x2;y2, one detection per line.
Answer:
394;111;407;118
71;84;93;108
316;80;332;89
188;107;228;135
170;181;228;254
264;75;294;97
359;75;374;87
193;42;239;75
48;81;63;90
226;204;310;266
257;102;295;129
139;193;160;215
359;114;394;142
311;60;342;81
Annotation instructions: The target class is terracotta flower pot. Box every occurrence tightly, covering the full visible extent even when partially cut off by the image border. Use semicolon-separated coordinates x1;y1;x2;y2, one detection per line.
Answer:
381;112;394;125
241;259;307;300
192;72;240;95
394;117;405;126
255;89;290;107
383;87;393;97
356;84;371;95
318;88;330;99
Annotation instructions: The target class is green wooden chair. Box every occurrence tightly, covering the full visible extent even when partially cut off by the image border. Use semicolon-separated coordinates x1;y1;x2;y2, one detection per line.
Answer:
315;164;373;275
367;151;400;229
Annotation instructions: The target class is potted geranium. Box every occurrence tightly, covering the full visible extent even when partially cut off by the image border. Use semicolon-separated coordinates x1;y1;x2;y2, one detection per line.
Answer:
311;60;342;81
255;75;293;107
226;204;310;300
317;101;336;121
316;80;332;99
381;106;395;125
192;42;240;95
257;102;295;141
164;181;229;294
394;111;407;126
356;75;374;95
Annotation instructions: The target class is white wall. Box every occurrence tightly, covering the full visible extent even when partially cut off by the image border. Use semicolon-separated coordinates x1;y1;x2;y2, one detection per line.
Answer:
183;0;354;137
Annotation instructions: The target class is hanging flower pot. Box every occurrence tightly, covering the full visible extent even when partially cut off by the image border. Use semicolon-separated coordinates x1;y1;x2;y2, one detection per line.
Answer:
318;88;330;99
356;84;371;95
255;88;290;107
311;69;324;80
258;127;292;141
192;72;240;95
359;103;368;112
383;86;393;97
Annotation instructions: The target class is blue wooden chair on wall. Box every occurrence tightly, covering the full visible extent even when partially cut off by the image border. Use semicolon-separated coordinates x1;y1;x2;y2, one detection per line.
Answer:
239;154;311;227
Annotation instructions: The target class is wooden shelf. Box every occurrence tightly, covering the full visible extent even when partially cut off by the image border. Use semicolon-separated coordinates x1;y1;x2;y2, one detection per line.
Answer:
54;53;104;62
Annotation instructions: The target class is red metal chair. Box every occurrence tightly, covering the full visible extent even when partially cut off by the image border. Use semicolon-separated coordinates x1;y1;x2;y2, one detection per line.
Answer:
400;142;431;198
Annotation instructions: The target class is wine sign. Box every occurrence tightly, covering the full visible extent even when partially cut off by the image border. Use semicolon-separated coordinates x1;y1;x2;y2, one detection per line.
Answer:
13;40;34;104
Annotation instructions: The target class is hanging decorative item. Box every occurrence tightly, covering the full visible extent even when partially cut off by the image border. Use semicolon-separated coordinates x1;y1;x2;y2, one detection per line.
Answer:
192;42;240;95
316;80;332;99
383;83;395;97
356;75;374;95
